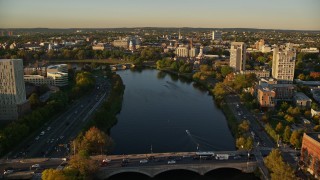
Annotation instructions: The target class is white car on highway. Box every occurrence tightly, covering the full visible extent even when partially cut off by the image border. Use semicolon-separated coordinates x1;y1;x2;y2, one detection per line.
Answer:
139;159;148;164
168;160;176;164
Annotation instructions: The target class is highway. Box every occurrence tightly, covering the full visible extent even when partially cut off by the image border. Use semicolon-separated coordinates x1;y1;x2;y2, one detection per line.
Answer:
8;75;110;159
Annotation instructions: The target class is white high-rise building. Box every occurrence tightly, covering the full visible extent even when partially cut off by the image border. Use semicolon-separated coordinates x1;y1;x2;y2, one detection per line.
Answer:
272;45;296;83
0;59;28;120
229;42;246;72
212;31;222;41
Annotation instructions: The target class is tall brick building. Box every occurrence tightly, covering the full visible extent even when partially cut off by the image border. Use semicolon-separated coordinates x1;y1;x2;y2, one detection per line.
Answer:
300;133;320;178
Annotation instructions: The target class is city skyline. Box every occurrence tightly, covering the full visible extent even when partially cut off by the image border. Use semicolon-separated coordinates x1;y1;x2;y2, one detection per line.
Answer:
0;0;320;30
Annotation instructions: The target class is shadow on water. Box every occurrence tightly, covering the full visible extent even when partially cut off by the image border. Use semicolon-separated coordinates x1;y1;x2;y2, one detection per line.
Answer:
107;168;259;180
157;71;167;79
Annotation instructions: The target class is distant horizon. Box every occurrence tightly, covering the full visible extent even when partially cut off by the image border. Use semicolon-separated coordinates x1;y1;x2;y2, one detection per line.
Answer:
1;0;319;31
1;26;320;32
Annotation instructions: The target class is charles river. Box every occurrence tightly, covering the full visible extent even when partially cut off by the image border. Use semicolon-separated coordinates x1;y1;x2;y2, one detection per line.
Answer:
109;69;258;180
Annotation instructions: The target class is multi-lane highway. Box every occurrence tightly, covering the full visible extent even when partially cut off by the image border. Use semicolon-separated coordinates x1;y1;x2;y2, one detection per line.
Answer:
8;75;110;159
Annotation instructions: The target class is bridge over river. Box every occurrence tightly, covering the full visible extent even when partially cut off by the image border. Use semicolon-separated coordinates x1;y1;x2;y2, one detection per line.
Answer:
94;151;258;179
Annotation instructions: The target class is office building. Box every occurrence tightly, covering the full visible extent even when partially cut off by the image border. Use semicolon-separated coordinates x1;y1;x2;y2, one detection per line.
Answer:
0;59;29;120
229;42;246;72
272;45;296;83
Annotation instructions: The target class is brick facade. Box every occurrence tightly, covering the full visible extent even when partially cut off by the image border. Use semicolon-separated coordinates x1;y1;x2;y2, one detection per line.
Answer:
300;133;320;178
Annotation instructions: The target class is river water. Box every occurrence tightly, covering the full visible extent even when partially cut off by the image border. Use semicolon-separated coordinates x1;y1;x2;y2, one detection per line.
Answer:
110;69;235;155
108;69;259;179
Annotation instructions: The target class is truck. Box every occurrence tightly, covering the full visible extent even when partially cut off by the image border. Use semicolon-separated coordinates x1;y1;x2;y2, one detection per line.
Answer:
215;154;229;160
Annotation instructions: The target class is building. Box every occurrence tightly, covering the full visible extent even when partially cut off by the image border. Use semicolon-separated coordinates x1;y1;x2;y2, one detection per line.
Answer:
175;45;189;57
261;45;272;53
272;84;295;101
47;64;68;73
300;133;320;178
0;59;29;120
212;31;222;41
257;86;276;108
25;64;68;87
300;47;319;53
92;43;107;51
229;42;246;72
294;92;312;108
241;70;270;78
272;45;296;83
113;38;129;49
24;75;54;86
47;72;68;87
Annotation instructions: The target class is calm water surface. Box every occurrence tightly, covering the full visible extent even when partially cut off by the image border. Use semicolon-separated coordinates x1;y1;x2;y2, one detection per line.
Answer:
110;69;235;155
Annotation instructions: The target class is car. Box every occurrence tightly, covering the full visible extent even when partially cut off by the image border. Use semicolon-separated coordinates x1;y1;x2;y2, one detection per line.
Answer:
139;159;148;164
40;131;45;136
103;158;111;163
234;155;241;160
31;164;40;170
3;169;13;175
122;158;129;163
47;127;51;131
168;160;176;164
60;136;64;139
35;136;40;141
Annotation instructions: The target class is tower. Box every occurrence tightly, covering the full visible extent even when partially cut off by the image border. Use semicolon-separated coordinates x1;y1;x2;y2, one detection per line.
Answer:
0;59;28;120
229;42;246;72
178;29;182;40
272;44;296;83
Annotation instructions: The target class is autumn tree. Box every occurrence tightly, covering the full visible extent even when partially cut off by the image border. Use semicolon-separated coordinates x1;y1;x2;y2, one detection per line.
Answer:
42;169;68;180
283;126;291;143
238;120;250;134
264;149;296;180
290;130;302;148
275;122;283;133
68;150;99;179
84;126;112;155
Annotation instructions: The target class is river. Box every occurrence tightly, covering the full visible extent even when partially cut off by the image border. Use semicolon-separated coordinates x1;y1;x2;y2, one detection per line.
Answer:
110;69;235;155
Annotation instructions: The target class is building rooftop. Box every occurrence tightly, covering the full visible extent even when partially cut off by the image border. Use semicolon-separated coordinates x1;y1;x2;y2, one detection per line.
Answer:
47;64;67;70
294;92;311;101
306;132;320;144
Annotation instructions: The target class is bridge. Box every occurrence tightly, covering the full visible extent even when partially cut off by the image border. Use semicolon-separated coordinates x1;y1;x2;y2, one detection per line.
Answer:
93;151;258;179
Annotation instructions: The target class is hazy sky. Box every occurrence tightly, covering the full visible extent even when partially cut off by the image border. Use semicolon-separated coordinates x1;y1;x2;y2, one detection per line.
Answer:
0;0;319;30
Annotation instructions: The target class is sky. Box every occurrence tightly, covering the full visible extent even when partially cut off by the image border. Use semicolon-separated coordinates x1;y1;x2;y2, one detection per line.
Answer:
0;0;319;30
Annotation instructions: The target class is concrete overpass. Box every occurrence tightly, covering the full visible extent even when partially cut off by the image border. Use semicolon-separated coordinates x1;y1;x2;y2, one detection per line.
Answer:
96;161;258;179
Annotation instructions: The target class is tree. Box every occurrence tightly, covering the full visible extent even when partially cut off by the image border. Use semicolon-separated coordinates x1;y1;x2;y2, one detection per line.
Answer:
280;102;289;111
314;125;320;132
236;136;246;150
68;150;99;178
238;120;250;134
220;66;233;77
42;169;67;180
290;130;302;148
275;122;283;133
84;126;112;155
298;73;305;80
212;82;227;101
264;149;296;180
28;93;40;109
283;126;291;143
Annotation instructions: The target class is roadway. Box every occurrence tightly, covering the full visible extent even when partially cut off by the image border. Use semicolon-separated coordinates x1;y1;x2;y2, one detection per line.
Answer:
7;75;110;159
0;151;255;179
